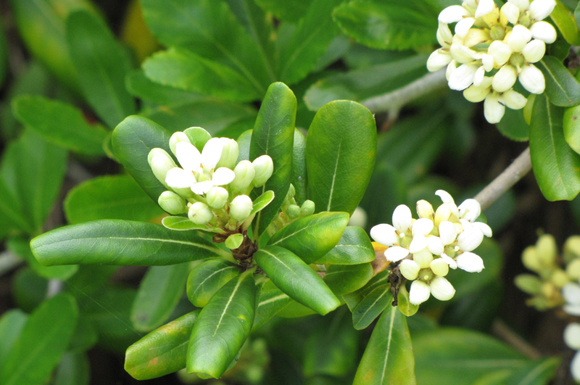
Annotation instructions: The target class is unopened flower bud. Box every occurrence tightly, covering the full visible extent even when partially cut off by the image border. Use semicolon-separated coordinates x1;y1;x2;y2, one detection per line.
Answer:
158;191;187;214
519;64;545;94
528;0;556;21
188;202;213;225
225;233;244;250
536;234;557;267
417;200;434;219
430;277;456;301
400;259;421;280
502;90;528;110
216;138;239;169
169;132;191;155
286;184;296;200
231;160;255;192
522;39;546;63
409;280;431;305
430;258;450;276
299;200;315;217
522;246;542;272
287;204;300;219
567;259;580;280
492;64;517;92
206;187;229;209
434;203;452;226
349;207;367;228
413;249;434;269
488;41;512;66
252;155;274;187
529;21;556;44
230;195;253;221
148;148;177;187
489;24;506;40
551;269;570;288
501;2;520;24
507;25;532;52
515;274;543;294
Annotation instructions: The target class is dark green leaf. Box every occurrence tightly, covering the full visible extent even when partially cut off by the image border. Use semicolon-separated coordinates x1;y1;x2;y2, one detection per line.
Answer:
253;0;313;22
353;306;416;385
276;299;318;318
53;352;90;385
132;263;191;331
551;0;580;45
67;11;136;128
126;70;205;105
343;269;391;312
187;272;256;378
8;236;78;280
253;280;293;329
268;212;349;263
352;284;393;330
31;220;228;266
186;259;241;307
306;100;376;214
530;94;580;200
11;268;48;313
324;263;373;295
250;82;297;237
0;293;79;385
68;316;98;353
496;108;530;142
292;129;308;205
0;310;28;367
317;226;375;265
254;246;341;315
537;56;580;107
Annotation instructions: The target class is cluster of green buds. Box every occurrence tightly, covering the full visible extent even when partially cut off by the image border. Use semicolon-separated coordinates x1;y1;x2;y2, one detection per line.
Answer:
266;184;316;236
147;127;274;241
515;234;580;311
370;190;492;305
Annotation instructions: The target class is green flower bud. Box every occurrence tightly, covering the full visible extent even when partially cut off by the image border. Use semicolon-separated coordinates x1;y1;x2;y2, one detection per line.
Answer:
299;200;315;217
188;202;213;225
287;204;300;219
206;187;229;209
522;246;542;273
416;200;434;219
550;268;570;288
169;132;191;155
430;258;449;276
230;160;255;192
158;191;187;214
216;138;239;169
230;195;253;221
225;233;244;250
564;236;580;262
286;184;296;200
566;258;580;280
252;155;273;187
148;148;177;187
536;234;557;267
514;274;543;295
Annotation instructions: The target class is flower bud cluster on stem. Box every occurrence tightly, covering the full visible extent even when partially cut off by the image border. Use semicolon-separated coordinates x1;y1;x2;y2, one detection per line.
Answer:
266;184;316;236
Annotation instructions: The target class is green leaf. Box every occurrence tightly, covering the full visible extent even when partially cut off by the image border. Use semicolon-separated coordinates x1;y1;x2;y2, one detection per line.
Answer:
254;0;313;22
162;216;214;231
551;0;580;45
500;357;560;385
143;47;262;102
126;70;206;105
0;310;28;368
277;0;343;85
112;115;173;201
65;175;164;224
0;293;79;385
530;94;580;200
68;317;98;353
125;310;200;380
251;190;275;215
343;269;391;312
353;306;416;385
186;259;241;307
564;104;580;154
324;263;373;296
131;263;191;332
268;212;349;263
304;55;429;110
537;56;580;107
276;299;318;318
53;352;90;385
187;272;256;379
254;246;341;315
66;11;136;128
496;108;530;142
253;281;293;329
31;220;227;266
306;100;376;214
292;129;308;205
333;0;437;51
236;129;253;163
316;226;375;265
352;284;393;330
250;82;297;237
11;268;48;313
396;285;419;317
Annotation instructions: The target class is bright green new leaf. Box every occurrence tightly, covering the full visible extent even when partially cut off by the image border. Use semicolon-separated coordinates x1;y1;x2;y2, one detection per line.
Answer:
125;310;200;380
353;306;416;385
316;226;375;264
551;0;580;45
31;220;227;266
0;310;28;368
563;104;580;154
324;263;373;296
53;352;90;385
250;82;297;237
352;284;393;330
184;127;212;150
268;212;349;263
251;190;275;215
187;272;256;378
162;216;215;232
187;259;241;307
530;94;580;201
396;285;419;317
537;56;580;107
253;280;293;329
253;246;341;315
0;293;79;385
307;100;376;214
292;129;308;205
131;263;191;332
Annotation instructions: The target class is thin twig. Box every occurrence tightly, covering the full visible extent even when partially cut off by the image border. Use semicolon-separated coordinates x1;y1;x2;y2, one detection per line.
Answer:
0;251;23;277
492;318;542;359
474;147;532;211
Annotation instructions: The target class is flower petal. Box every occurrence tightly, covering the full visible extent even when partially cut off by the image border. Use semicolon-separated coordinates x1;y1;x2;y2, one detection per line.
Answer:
370;224;399;246
201;137;224;171
456;251;485;272
501;89;528;110
474;222;493;237
427;236;445;255
439;5;470;23
528;0;556;21
564;323;580;350
430;277;456;301
563;283;580;305
410;235;429;253
400;259;421;280
175;141;201;172
413;248;434;268
449;64;478;91
412;218;435;236
435;190;455;204
409;280;431;305
441;253;458;269
488;41;513;67
212;167;235;186
484;93;506;124
475;0;495;17
427;49;453;72
522;39;546;63
492;64;517;93
455;17;476;38
165;167;195;189
507;25;532;52
439;221;458;245
392;204;413;233
458;198;481;222
191;180;214;195
529;21;557;43
457;228;485;251
384;246;410;262
571;351;580;383
519;64;545;94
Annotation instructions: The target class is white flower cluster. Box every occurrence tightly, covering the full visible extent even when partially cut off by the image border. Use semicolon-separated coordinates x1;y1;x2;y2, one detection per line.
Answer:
564;323;580;383
427;0;557;123
370;190;492;305
148;128;273;231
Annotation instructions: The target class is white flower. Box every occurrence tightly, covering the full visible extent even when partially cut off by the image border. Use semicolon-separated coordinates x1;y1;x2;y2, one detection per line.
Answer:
413;218;434;236
439;5;471;23
385;246;410;262
507;25;533;52
563;283;580;316
410;280;431;305
529;21;557;43
528;0;556;21
519;64;545;94
370;224;399;246
492;64;517;92
456;251;485;272
430;276;456;301
501;2;520;24
439;221;458;245
393;205;413;233
458;199;481;222
484;92;506;124
427;49;453;72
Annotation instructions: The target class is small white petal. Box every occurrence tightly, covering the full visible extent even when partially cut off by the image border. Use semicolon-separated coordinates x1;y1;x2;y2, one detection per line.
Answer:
464;85;491;103
393;205;413;233
528;0;556;21
482;54;495;72
564;304;580;316
458;198;481;222
501;2;520;24
430;258;450;276
212;167;235;186
492;65;517;93
501;89;528;110
169;132;191;155
563;283;580;305
201;137;224;171
529;21;557;44
473;66;486;87
475;0;495;18
455;17;475;38
456;251;485;272
435;190;455;204
564;323;580;350
437;22;453;47
412;218;435;236
509;0;530;12
450;44;479;64
446;60;457;81
165;167;195;189
441;253;458;269
427;49;453;72
370;224;399;246
384;246;410;262
484;93;506;124
400;259;421;281
507;25;533;52
488;41;513;67
175;141;201;172
439;5;470;23
191;180;214;195
413;248;434;268
473;222;493;237
571;351;580;382
439;221;458;245
409;280;431;305
457;228;485;251
427;236;444;255
519;64;545;94
522;39;546;63
430;277;456;301
410;235;429;253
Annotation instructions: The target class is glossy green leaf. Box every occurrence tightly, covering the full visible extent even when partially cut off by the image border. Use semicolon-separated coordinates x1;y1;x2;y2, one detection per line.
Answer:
324;263;373;296
12;95;107;155
268;212;349;263
254;0;313;21
499;357;560;385
353;306;416;385
277;0;342;85
564;104;580;154
31;220;227;266
126;310;200;380
551;0;580;45
184;127;212;150
162;216;214;232
53;352;89;385
126;70;205;105
343;269;391;312
7;237;77;280
236;129;253;162
112;115;173;201
537;56;580;107
306;100;376;214
413;329;528;385
333;0;437;51
132;263;191;331
65;175;164;224
254;246;341;315
530;94;580;200
143;47;262;102
250;82;297;236
0;310;28;368
352;284;393;330
68;316;98;353
251;190;275;215
292;129;308;205
317;226;375;265
0;293;79;385
187;272;256;378
187;259;241;307
67;11;136;128
396;285;419;317
496;108;530;141
253;281;293;329
304;55;429;110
